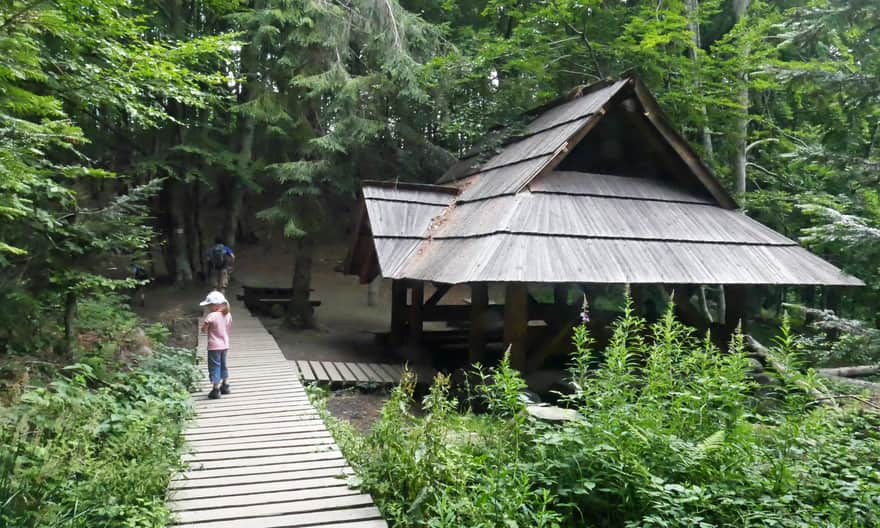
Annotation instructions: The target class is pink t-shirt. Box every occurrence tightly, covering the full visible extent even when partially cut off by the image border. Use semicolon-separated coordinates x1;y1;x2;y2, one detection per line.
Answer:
204;311;232;351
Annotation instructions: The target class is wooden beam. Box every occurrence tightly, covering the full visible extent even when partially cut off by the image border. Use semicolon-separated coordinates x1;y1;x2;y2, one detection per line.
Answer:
469;283;489;365
425;283;452;307
553;284;569;307
504;283;529;372
724;285;748;335
390;280;407;345
408;281;425;344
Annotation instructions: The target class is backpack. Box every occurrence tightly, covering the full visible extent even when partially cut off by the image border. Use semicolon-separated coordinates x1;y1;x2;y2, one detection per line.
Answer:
209;244;228;269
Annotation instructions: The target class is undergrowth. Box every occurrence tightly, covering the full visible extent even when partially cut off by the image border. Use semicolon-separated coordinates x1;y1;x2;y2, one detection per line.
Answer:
0;296;199;528
319;301;880;527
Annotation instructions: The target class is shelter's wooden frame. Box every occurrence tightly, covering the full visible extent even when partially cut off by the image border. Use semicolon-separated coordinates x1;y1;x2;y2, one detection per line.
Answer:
346;74;861;375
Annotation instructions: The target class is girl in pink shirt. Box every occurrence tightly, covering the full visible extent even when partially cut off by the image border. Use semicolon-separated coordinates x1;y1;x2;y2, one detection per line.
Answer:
200;290;232;399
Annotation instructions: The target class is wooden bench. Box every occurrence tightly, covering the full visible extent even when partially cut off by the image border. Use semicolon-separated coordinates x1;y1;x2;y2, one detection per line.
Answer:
237;285;321;316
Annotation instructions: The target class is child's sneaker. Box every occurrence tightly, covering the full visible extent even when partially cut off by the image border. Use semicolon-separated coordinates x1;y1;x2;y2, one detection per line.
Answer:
208;387;221;399
220;383;231;395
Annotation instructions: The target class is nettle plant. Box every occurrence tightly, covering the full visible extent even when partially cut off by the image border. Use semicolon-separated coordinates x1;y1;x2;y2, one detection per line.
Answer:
333;298;880;528
533;300;880;527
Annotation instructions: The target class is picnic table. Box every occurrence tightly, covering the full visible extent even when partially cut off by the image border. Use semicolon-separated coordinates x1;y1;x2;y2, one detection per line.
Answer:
237;285;321;316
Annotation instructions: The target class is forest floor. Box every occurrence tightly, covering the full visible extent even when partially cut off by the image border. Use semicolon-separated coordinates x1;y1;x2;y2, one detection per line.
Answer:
136;240;403;432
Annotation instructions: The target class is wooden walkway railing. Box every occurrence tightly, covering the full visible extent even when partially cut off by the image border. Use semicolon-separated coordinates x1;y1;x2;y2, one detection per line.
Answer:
169;302;387;528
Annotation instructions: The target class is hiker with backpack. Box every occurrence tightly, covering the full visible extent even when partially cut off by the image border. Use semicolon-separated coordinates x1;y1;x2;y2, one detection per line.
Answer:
207;237;235;292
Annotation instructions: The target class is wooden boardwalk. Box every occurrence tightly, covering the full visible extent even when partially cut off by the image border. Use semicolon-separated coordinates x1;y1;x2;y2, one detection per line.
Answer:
292;360;404;385
169;303;387;528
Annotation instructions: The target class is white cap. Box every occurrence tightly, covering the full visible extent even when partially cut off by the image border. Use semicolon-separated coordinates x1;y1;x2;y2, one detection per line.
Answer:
199;290;228;306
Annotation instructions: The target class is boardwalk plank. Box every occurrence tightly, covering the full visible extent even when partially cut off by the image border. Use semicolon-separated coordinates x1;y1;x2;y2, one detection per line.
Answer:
184;449;342;473
308;360;331;382
296;360;314;380
184;420;328;440
173;493;375;524
177;301;386;528
169;473;353;501
321;361;345;383
172;505;384;528
186;429;332;449
169;465;352;491
360;364;387;383
185;440;336;461
171;484;358;512
345;362;372;383
333;362;357;381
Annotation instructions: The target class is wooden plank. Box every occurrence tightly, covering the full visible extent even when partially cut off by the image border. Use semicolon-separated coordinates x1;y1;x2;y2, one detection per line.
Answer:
333;362;357;382
172;485;358;512
195;411;321;429
196;401;313;415
173;493;376;524
361;363;392;383
185;450;342;473
184;420;328;440
190;413;321;431
171;505;384;528
345;362;372;383
178;454;347;481
185;440;336;461
194;406;317;422
309;360;332;382
170;467;353;497
185;428;331;449
376;363;402;382
169;473;353;501
297;360;315;380
321;361;345;383
177;300;387;528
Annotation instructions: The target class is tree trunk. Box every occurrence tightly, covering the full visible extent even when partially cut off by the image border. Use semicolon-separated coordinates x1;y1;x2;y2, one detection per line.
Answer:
685;0;713;161
224;0;263;247
733;0;752;194
61;291;77;357
169;179;194;282
286;236;315;329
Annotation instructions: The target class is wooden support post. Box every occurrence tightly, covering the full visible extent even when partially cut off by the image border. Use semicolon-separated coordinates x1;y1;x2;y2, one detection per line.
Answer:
553;284;568;306
408;280;424;344
504;283;529;372
390;279;407;345
671;285;705;329
724;285;748;336
469;283;489;365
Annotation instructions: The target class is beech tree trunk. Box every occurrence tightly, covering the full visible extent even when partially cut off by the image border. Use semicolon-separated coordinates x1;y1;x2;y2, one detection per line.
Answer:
168;0;194;282
61;290;76;357
169;179;194;282
733;0;752;194
286;236;316;329
686;0;713;161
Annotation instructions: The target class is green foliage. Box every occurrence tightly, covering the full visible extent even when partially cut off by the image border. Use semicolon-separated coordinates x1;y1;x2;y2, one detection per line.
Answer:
329;302;880;527
0;0;234;355
0;342;198;527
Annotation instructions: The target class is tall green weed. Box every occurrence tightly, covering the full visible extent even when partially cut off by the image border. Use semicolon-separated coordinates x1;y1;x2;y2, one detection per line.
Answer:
330;299;880;527
0;344;198;527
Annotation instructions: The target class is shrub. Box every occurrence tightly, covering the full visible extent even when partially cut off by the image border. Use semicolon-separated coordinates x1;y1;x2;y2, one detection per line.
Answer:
328;300;880;527
0;343;198;528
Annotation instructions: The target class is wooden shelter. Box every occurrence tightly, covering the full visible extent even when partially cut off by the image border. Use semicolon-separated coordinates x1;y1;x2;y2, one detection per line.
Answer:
346;75;862;372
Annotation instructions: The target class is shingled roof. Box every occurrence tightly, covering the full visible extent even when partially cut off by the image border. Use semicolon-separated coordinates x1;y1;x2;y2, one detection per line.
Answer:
347;76;862;287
